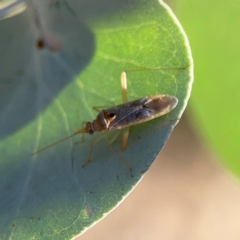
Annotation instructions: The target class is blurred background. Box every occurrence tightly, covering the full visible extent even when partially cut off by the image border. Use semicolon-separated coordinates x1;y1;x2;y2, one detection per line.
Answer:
79;0;240;239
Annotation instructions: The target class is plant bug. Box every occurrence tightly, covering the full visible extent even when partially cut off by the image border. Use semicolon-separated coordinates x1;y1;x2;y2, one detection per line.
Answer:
32;71;178;175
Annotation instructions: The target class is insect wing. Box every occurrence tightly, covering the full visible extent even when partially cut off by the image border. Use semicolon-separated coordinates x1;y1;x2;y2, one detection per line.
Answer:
107;95;178;130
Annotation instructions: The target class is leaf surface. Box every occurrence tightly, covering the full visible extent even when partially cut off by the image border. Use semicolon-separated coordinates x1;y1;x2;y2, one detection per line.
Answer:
0;0;193;239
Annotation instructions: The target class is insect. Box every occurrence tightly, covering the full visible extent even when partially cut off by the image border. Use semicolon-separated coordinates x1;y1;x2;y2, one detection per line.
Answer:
32;71;178;175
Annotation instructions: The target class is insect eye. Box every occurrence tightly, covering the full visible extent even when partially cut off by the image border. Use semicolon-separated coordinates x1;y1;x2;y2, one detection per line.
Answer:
108;113;116;119
88;129;94;134
86;122;94;134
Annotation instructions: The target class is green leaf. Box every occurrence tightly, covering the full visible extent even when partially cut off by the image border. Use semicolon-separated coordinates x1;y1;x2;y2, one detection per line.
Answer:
177;0;240;177
0;0;193;239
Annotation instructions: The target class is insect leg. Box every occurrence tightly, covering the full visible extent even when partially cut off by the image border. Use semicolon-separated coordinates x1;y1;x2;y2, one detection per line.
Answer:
121;126;131;151
107;130;133;176
121;72;128;103
108;131;121;146
76;121;87;142
108;144;133;177
120;72;131;150
82;132;107;168
127;118;180;150
121;72;130;151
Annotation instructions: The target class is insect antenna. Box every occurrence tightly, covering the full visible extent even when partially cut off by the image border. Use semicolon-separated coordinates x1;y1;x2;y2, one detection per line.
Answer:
31;128;87;156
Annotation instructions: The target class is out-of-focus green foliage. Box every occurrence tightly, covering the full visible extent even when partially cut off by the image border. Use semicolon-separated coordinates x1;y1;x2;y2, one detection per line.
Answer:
177;0;240;176
0;0;192;239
